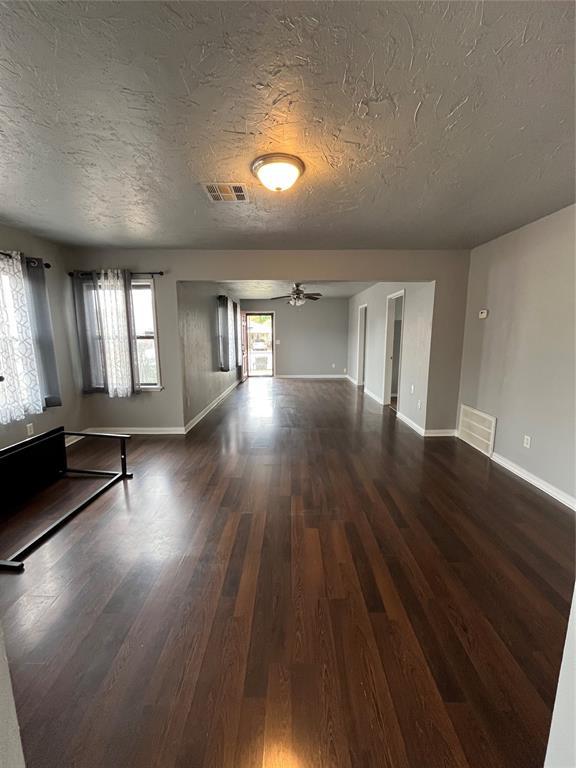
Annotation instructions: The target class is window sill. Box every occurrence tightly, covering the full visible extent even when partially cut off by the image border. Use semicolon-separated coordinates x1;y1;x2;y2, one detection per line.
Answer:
140;385;164;392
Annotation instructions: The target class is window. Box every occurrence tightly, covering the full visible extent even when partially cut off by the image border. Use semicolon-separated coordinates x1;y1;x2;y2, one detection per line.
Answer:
72;270;161;397
0;251;44;424
233;300;241;366
217;295;237;372
131;279;161;388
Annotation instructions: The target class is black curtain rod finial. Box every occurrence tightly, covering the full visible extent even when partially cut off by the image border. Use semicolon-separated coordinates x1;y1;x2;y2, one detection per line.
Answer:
0;250;51;268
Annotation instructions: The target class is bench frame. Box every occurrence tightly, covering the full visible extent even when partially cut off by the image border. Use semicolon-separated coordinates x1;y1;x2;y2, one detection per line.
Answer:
0;430;132;572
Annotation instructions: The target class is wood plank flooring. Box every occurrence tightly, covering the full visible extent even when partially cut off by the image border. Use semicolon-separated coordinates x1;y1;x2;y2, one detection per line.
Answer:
0;378;573;768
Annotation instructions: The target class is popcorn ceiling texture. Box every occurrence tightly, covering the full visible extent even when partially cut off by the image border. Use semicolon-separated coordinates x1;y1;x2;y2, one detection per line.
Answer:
0;1;573;249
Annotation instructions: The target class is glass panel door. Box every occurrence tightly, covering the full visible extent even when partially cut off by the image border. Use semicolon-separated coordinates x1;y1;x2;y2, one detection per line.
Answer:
246;313;273;376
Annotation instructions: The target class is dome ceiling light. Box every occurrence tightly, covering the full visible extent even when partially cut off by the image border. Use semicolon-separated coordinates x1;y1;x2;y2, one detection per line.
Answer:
251;153;305;192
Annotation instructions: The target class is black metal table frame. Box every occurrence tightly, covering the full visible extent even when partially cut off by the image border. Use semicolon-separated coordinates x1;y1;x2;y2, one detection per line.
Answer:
0;431;132;573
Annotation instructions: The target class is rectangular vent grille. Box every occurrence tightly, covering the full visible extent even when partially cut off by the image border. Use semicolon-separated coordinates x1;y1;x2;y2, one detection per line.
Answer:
204;183;248;202
458;404;496;456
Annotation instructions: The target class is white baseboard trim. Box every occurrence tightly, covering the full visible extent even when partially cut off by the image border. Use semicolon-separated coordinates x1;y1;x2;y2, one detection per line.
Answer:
65;434;85;446
425;429;457;437
491;452;576;511
86;426;186;435
396;411;425;435
84;382;242;438
396;411;456;438
364;387;384;405
275;374;347;379
346;375;358;385
184;380;240;434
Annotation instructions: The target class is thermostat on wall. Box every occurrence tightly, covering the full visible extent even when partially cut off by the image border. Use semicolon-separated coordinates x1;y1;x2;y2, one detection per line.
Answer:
478;309;489;319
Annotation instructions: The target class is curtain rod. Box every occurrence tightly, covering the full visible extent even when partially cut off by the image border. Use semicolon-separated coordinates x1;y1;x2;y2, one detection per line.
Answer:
68;270;164;277
0;250;52;268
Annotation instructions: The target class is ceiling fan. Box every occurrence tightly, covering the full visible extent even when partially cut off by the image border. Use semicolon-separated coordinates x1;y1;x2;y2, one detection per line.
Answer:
268;282;322;306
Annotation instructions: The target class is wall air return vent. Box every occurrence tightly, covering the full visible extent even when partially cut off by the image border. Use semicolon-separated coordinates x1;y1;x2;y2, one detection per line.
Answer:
458;404;496;456
204;183;248;202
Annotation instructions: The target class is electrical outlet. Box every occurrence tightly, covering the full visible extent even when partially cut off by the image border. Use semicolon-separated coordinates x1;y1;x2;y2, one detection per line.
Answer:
26;423;34;436
344;367;347;373
417;400;422;410
410;384;415;394
523;435;531;449
331;363;336;369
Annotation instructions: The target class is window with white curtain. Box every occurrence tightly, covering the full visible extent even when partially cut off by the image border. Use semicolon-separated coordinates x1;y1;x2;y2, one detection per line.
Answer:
72;270;161;397
0;252;44;425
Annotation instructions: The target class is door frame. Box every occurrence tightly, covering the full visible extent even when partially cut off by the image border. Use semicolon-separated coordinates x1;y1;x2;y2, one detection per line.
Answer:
245;311;275;377
356;304;368;386
240;310;248;382
382;290;405;408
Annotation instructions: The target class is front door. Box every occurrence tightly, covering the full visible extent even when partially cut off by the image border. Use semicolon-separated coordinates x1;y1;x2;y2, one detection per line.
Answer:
246;313;274;377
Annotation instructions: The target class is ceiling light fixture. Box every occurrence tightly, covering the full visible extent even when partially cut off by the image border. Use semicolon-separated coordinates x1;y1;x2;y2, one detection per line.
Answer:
251;153;305;192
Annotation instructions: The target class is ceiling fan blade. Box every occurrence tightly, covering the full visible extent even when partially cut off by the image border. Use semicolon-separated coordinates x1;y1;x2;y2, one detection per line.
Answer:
305;295;321;300
268;295;292;300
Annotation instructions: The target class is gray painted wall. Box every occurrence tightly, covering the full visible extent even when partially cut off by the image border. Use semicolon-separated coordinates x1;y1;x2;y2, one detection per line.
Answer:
459;204;575;496
0;223;83;449
63;246;469;432
348;282;435;431
240;298;348;377
177;282;240;427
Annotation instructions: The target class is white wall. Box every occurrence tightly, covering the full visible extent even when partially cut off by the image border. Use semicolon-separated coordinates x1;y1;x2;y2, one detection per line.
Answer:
240;298;348;377
545;595;575;768
459;205;575;498
348;282;435;431
0;223;83;449
0;624;25;768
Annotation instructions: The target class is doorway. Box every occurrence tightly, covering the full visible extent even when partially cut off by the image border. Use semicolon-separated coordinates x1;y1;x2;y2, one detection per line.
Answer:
383;291;404;411
357;304;367;386
246;313;274;377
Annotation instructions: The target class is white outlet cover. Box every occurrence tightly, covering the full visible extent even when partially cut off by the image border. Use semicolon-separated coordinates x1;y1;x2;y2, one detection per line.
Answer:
26;423;34;436
410;384;415;394
479;309;489;319
523;435;531;448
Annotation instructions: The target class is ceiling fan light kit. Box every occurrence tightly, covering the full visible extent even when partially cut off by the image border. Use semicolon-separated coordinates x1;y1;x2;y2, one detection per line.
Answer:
269;282;322;307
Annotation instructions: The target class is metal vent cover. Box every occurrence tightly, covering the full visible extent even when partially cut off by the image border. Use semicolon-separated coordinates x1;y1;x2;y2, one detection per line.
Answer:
204;183;248;202
458;404;497;456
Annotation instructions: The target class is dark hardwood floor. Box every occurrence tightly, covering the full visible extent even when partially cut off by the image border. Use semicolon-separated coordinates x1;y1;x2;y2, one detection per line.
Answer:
0;378;573;768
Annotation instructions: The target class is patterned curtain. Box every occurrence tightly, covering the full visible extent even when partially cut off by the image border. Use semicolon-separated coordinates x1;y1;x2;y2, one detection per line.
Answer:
0;252;43;424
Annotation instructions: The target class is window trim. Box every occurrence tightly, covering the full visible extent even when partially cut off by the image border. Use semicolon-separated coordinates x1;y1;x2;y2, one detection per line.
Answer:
131;278;162;390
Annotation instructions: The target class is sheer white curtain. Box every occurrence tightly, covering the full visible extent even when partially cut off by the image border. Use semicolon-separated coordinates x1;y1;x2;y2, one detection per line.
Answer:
97;269;132;398
0;252;43;424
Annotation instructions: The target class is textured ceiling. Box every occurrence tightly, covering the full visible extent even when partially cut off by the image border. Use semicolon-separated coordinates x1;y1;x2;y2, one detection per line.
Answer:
0;1;573;249
219;280;376;299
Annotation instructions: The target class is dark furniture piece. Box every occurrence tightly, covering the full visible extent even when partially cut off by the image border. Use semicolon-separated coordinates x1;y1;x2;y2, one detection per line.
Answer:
0;426;131;572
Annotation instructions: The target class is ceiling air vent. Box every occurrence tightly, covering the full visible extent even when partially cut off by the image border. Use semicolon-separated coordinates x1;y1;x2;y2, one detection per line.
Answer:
204;183;248;202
